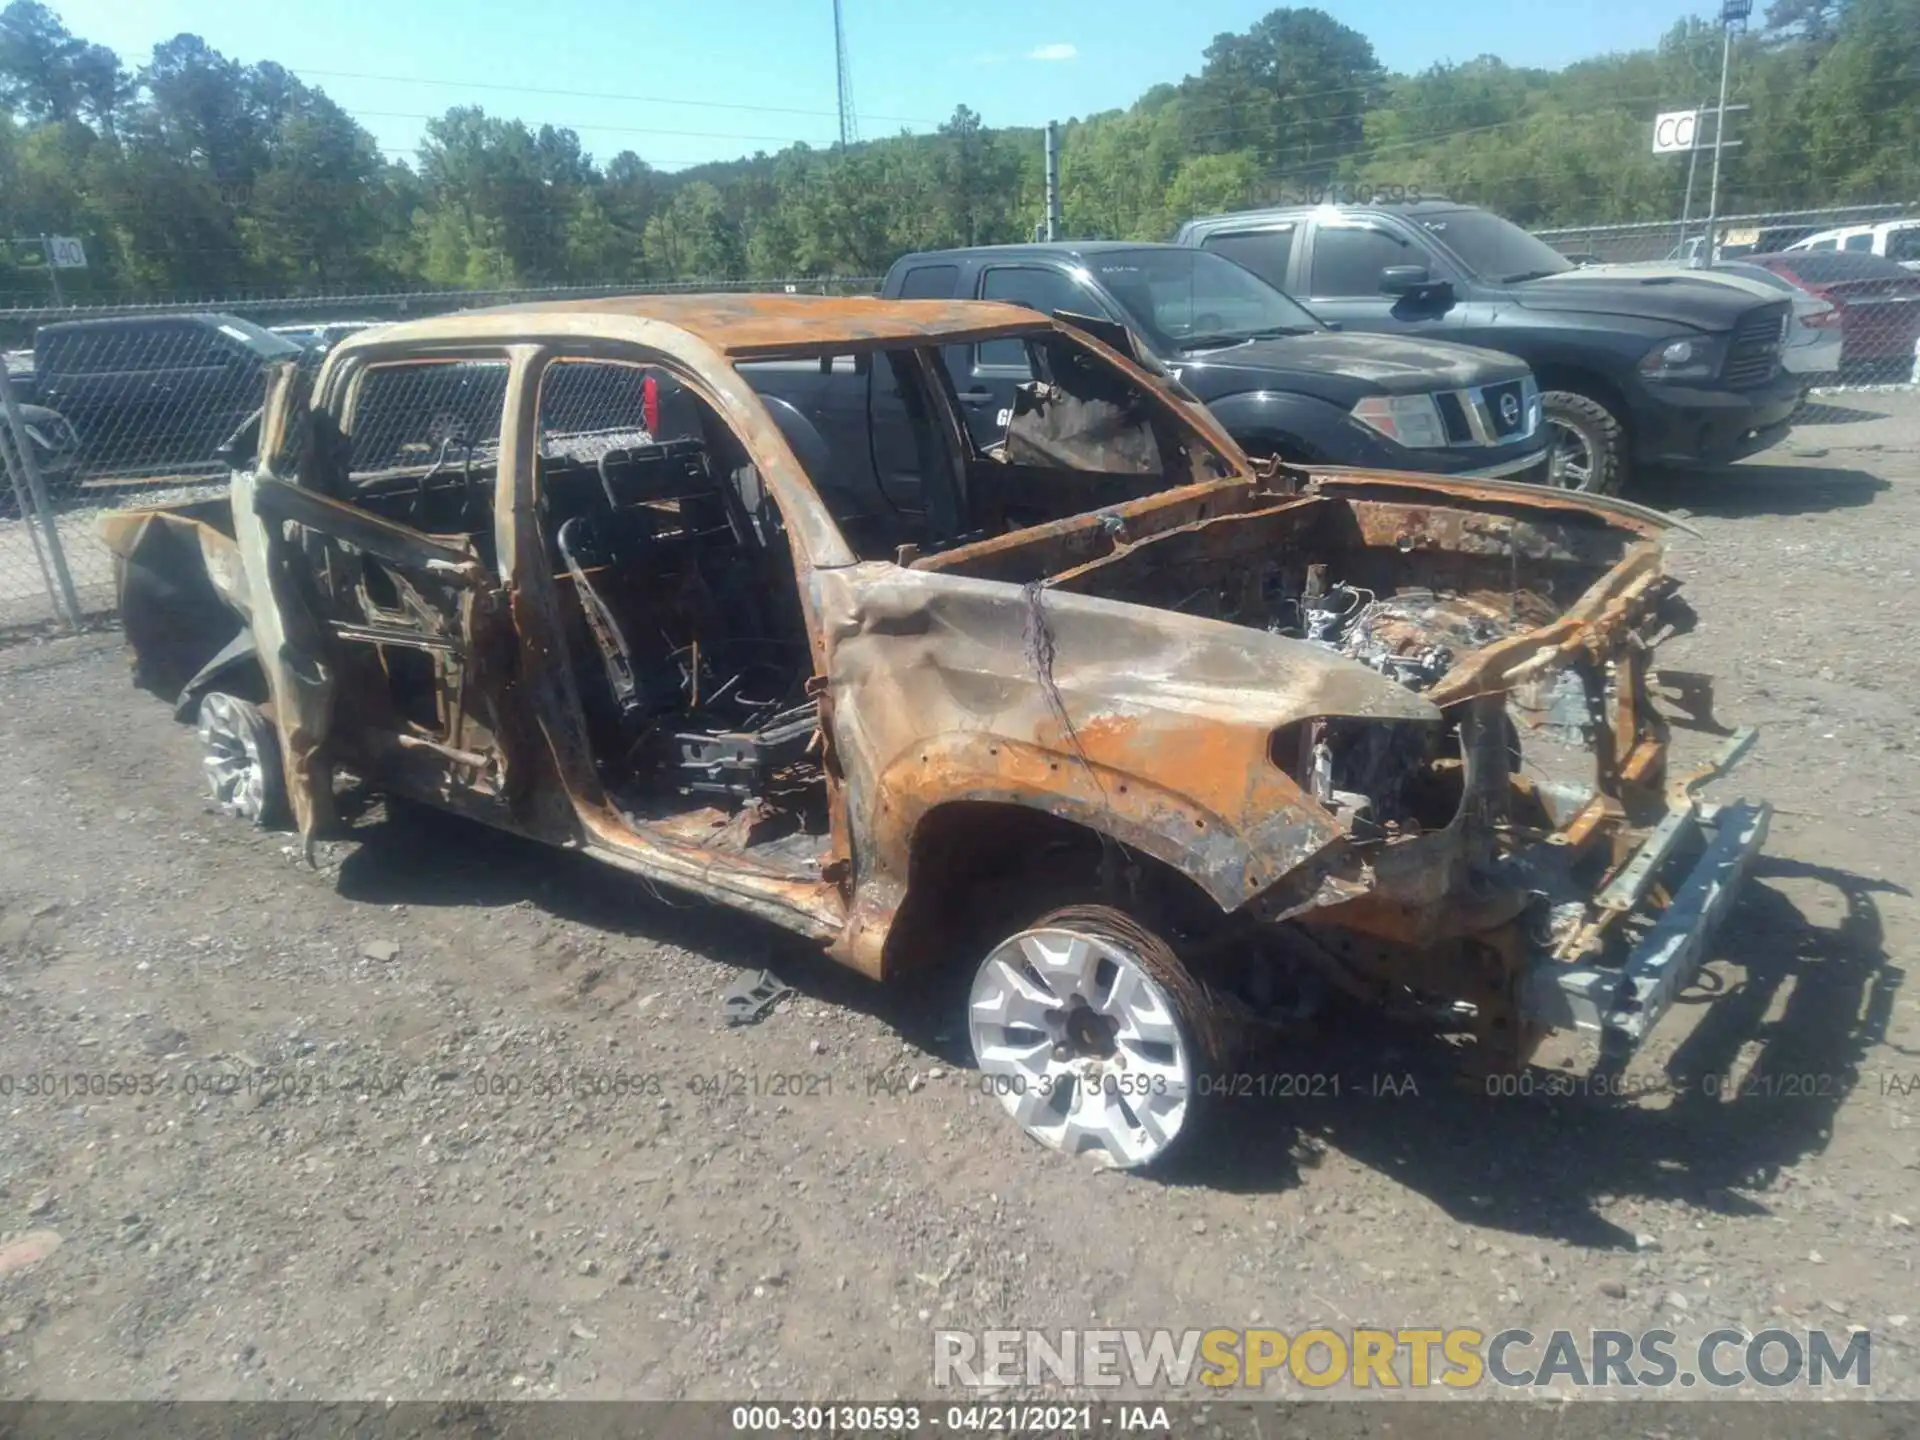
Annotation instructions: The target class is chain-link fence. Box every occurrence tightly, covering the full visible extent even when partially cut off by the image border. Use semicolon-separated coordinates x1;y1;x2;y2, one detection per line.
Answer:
0;277;887;635
1537;207;1920;390
1;253;1914;635
0;316;247;633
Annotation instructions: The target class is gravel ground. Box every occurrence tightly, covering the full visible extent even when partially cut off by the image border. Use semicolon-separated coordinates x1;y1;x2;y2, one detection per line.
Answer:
0;397;1917;1405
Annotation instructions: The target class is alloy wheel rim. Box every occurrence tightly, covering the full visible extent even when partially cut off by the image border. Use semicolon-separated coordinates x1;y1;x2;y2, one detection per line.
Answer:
1546;417;1597;490
197;695;267;822
969;925;1192;1168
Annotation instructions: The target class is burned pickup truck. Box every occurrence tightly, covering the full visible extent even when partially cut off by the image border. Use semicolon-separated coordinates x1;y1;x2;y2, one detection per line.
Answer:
100;294;1768;1170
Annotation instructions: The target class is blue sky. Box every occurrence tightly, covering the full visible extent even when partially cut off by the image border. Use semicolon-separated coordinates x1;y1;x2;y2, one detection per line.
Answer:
52;0;1711;171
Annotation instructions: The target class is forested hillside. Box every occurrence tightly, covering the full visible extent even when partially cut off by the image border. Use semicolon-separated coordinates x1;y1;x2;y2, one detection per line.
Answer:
1;0;1915;301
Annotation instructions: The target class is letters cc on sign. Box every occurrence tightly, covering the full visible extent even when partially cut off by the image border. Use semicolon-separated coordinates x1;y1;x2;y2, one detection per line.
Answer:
1652;110;1699;154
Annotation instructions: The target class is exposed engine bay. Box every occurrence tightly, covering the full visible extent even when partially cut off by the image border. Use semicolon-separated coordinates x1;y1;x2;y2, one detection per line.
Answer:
920;476;1657;851
1294;568;1552;693
903;468;1741;1067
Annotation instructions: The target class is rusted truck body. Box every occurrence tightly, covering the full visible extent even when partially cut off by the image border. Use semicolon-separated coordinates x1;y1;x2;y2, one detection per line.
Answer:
102;294;1768;1168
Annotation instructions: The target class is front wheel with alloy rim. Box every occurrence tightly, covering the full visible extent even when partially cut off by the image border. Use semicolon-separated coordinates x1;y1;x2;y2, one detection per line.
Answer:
195;691;287;828
1541;389;1628;495
967;904;1216;1170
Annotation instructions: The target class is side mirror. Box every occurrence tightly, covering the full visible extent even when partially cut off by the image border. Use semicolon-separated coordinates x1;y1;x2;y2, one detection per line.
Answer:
215;407;262;470
1379;265;1433;295
1056;309;1144;364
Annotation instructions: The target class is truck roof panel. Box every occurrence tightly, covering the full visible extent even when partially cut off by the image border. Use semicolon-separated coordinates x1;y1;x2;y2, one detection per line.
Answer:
345;293;1052;361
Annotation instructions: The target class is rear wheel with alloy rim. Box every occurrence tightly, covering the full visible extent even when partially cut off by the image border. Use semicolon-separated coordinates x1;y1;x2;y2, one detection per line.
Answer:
967;904;1215;1170
1541;389;1627;495
195;691;287;828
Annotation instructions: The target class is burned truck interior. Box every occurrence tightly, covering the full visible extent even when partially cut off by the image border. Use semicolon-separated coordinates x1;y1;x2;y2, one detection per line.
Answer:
291;354;825;862
286;332;1243;868
532;363;823;859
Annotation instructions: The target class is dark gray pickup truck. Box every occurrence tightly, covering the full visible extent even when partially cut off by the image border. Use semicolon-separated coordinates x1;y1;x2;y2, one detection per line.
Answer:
731;242;1551;517
1176;202;1804;494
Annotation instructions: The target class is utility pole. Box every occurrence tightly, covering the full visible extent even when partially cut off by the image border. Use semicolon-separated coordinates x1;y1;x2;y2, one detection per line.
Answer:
832;0;858;148
1702;0;1752;265
1677;98;1704;258
1043;121;1062;242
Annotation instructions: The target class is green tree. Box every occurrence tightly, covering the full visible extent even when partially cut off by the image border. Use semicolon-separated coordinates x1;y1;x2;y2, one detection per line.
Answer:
1188;8;1385;181
0;0;81;122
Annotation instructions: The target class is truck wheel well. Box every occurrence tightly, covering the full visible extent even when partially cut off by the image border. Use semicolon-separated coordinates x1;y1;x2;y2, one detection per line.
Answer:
174;645;269;721
1532;366;1632;437
881;801;1227;981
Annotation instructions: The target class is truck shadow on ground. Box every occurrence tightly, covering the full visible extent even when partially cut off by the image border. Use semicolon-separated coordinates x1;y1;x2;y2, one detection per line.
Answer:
1172;856;1907;1250
329;795;938;1019
332;802;1906;1252
1637;461;1889;518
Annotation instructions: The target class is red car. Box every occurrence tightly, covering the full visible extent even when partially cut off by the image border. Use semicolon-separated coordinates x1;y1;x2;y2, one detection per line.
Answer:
1751;250;1920;380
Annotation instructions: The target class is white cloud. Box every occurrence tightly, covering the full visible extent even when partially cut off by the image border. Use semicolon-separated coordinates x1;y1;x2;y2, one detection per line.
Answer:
1025;42;1078;62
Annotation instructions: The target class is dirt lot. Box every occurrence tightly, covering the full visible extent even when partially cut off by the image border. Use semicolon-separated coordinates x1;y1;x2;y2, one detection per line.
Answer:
1;395;1917;1404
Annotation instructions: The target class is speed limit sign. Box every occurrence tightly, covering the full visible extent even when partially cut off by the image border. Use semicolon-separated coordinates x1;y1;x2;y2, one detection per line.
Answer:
1652;110;1699;154
47;236;88;269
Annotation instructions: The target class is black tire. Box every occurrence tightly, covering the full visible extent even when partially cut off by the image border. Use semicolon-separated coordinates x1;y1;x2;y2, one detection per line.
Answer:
966;901;1225;1170
194;691;289;829
1541;389;1628;495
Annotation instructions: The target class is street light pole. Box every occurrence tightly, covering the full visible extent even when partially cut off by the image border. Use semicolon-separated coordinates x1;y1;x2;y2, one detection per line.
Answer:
1702;0;1751;266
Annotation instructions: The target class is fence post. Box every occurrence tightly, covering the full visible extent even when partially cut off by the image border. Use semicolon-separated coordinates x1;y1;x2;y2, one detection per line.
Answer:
0;363;84;630
1;425;63;621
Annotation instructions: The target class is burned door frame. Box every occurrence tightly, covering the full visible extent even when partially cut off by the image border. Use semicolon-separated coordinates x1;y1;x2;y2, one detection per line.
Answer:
239;345;523;849
497;339;855;942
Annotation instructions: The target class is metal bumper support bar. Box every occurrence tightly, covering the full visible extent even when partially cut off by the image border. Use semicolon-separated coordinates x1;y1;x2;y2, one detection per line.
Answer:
1523;726;1770;1059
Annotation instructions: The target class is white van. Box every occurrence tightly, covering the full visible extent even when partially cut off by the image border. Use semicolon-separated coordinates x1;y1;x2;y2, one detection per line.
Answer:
1785;219;1920;271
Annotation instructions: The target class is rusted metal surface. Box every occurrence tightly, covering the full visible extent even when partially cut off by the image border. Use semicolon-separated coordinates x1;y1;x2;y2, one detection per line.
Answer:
353;293;1056;362
100;293;1761;1075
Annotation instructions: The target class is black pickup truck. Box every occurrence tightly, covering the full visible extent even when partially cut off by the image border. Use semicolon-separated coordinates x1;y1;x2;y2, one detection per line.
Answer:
1174;202;1803;494
27;312;304;478
762;242;1549;493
